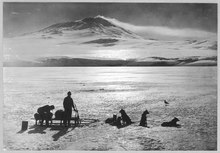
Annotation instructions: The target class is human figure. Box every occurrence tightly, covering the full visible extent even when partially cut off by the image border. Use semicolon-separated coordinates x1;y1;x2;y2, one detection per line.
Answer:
37;105;55;126
139;109;149;127
63;91;77;127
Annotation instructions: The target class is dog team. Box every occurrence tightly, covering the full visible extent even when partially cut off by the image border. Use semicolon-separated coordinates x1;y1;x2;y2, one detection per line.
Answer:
34;91;180;128
105;108;180;128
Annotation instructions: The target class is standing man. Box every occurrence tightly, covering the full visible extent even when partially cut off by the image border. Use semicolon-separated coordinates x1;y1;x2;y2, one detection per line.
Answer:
63;91;77;127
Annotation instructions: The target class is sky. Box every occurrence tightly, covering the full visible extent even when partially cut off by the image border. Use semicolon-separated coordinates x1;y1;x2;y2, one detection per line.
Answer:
3;2;217;37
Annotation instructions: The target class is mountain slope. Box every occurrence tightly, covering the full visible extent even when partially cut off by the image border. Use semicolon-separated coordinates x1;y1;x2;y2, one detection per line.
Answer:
3;16;217;66
38;16;140;39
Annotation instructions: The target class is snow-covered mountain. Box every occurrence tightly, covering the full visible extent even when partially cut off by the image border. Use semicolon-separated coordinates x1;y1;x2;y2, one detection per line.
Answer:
3;16;217;66
38;16;140;39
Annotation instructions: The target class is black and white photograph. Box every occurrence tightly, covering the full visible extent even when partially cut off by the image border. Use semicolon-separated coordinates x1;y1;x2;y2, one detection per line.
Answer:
2;0;218;151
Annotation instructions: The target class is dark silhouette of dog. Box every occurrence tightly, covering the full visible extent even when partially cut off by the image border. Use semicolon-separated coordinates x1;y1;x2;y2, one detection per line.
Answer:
105;115;117;124
119;109;132;125
115;117;122;127
55;110;65;125
164;100;169;105
105;115;123;128
139;109;149;127
105;118;112;124
161;117;180;127
34;112;53;126
34;113;41;125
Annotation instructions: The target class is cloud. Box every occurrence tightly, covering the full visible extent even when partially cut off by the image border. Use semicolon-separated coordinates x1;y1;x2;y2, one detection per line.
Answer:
102;16;216;39
3;3;217;38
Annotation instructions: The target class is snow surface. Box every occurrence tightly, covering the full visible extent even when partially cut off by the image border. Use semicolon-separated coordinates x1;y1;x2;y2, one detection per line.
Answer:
3;67;217;150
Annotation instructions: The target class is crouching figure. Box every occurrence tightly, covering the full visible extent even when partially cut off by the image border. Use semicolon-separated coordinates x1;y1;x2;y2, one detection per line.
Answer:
36;105;55;126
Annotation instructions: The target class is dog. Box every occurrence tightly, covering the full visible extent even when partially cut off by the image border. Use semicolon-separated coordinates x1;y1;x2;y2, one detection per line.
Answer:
139;110;149;127
105;118;113;124
34;113;41;125
55;110;65;125
34;112;53;126
105;114;117;124
105;114;122;127
161;117;180;127
115;117;122;127
119;109;132;125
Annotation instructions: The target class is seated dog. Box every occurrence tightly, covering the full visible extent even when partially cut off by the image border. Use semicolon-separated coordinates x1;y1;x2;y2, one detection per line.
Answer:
115;117;122;127
119;109;132;125
161;117;180;127
55;110;65;125
139;110;149;127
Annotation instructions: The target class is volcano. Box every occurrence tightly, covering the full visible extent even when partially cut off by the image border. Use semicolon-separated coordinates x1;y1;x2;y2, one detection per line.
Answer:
34;16;141;40
3;16;217;66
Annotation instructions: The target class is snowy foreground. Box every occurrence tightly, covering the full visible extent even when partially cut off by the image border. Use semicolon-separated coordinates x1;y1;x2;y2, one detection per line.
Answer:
3;67;217;150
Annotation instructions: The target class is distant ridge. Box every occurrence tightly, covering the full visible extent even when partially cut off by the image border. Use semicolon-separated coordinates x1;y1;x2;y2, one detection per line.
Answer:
4;56;217;67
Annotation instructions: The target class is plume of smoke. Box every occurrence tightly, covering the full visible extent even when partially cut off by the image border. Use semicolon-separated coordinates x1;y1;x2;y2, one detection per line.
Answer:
101;16;216;39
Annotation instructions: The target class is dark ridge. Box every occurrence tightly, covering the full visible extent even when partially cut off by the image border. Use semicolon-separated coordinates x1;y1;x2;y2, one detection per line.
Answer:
3;56;217;67
150;57;178;60
83;38;118;44
186;40;197;44
195;40;207;45
200;56;217;61
37;58;128;67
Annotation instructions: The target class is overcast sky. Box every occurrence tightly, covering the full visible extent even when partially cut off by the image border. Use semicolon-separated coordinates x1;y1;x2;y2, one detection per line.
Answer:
3;2;217;37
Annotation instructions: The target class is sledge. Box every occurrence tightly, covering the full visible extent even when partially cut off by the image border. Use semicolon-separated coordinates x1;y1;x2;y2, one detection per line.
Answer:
34;110;81;126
